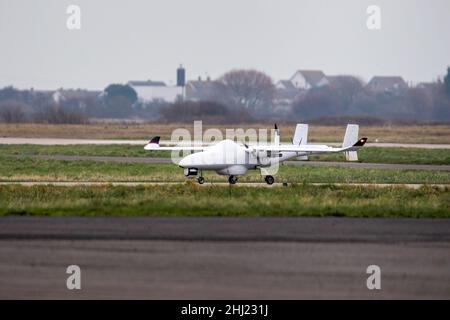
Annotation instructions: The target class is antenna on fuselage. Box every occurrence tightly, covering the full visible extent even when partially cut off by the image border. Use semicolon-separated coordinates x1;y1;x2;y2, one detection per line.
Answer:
274;123;280;146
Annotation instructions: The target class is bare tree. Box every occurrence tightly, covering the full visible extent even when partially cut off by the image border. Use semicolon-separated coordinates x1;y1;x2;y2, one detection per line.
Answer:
33;104;87;124
328;75;364;108
292;86;342;119
0;100;26;123
444;66;450;99
217;69;275;112
160;100;254;124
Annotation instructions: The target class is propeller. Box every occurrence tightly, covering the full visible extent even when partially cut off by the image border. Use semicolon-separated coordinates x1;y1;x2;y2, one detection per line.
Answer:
239;139;249;149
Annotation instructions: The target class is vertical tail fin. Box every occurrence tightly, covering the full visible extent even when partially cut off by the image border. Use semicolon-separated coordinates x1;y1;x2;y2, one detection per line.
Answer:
343;124;359;161
293;123;309;160
293;124;308;145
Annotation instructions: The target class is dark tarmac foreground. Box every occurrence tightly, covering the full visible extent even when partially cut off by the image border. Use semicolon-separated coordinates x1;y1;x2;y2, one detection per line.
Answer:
0;217;449;299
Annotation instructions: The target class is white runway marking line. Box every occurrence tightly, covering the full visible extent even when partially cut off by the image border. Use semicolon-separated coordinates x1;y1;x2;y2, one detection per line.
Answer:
0;181;448;189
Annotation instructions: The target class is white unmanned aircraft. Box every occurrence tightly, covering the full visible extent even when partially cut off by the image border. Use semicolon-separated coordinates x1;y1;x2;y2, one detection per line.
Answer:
144;124;367;185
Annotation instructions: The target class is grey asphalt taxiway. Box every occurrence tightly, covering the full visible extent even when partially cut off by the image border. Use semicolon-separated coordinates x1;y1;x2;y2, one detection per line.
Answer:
0;217;449;299
2;137;450;149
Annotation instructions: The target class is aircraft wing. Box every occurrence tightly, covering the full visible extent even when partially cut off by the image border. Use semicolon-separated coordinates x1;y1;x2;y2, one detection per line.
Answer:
248;138;367;153
145;145;205;151
144;136;206;151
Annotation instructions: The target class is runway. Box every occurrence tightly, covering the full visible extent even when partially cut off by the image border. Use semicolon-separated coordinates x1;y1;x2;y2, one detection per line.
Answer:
1;139;449;299
2;137;450;149
12;154;450;171
0;217;449;299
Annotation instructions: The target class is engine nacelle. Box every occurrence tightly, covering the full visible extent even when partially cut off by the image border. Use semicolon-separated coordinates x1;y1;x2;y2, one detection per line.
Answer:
184;168;198;176
257;150;283;167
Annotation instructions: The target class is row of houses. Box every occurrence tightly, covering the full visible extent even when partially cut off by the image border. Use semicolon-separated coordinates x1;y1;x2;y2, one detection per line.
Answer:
126;69;410;105
274;70;409;107
49;68;420;108
277;70;408;93
50;71;410;107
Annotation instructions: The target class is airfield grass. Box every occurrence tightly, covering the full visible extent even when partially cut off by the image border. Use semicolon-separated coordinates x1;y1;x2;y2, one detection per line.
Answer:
0;156;449;184
0;184;448;218
309;147;450;165
1;144;450;165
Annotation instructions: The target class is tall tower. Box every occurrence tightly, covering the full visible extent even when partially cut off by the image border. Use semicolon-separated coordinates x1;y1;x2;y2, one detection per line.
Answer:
177;65;186;100
177;65;186;87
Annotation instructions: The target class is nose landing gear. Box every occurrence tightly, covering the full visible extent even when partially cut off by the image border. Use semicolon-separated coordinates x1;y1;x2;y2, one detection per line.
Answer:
196;170;205;184
264;175;275;185
228;175;238;185
197;176;205;184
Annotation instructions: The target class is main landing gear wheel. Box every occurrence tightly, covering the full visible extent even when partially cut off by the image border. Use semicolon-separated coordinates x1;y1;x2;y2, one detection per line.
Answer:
264;175;275;185
228;175;238;185
197;176;205;184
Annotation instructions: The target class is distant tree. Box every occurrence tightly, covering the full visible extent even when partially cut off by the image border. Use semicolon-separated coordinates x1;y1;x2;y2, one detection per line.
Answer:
347;90;378;116
428;80;450;121
60;96;104;118
103;84;138;118
217;69;275;112
161;100;228;122
444;66;450;99
0;86;33;105
33;104;87;124
133;99;170;120
329;76;364;110
0;100;26;123
292;86;342;120
0;86;21;101
160;100;253;124
104;84;138;103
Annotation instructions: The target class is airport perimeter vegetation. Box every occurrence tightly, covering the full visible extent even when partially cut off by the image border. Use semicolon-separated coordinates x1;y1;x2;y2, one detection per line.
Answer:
0;152;449;218
0;123;449;218
0;183;448;218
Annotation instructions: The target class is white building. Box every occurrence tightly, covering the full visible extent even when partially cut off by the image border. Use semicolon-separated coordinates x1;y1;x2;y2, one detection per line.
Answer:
289;70;329;89
366;76;408;94
127;80;183;103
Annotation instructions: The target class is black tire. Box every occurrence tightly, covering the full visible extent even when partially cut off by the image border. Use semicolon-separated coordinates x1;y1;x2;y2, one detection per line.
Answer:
228;175;237;185
265;175;275;185
197;177;205;184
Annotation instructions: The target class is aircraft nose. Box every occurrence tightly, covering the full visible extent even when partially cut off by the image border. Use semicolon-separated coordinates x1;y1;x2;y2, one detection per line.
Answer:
178;155;191;168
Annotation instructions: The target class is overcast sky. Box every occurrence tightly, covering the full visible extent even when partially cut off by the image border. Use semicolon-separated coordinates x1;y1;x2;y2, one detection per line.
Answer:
0;0;449;90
